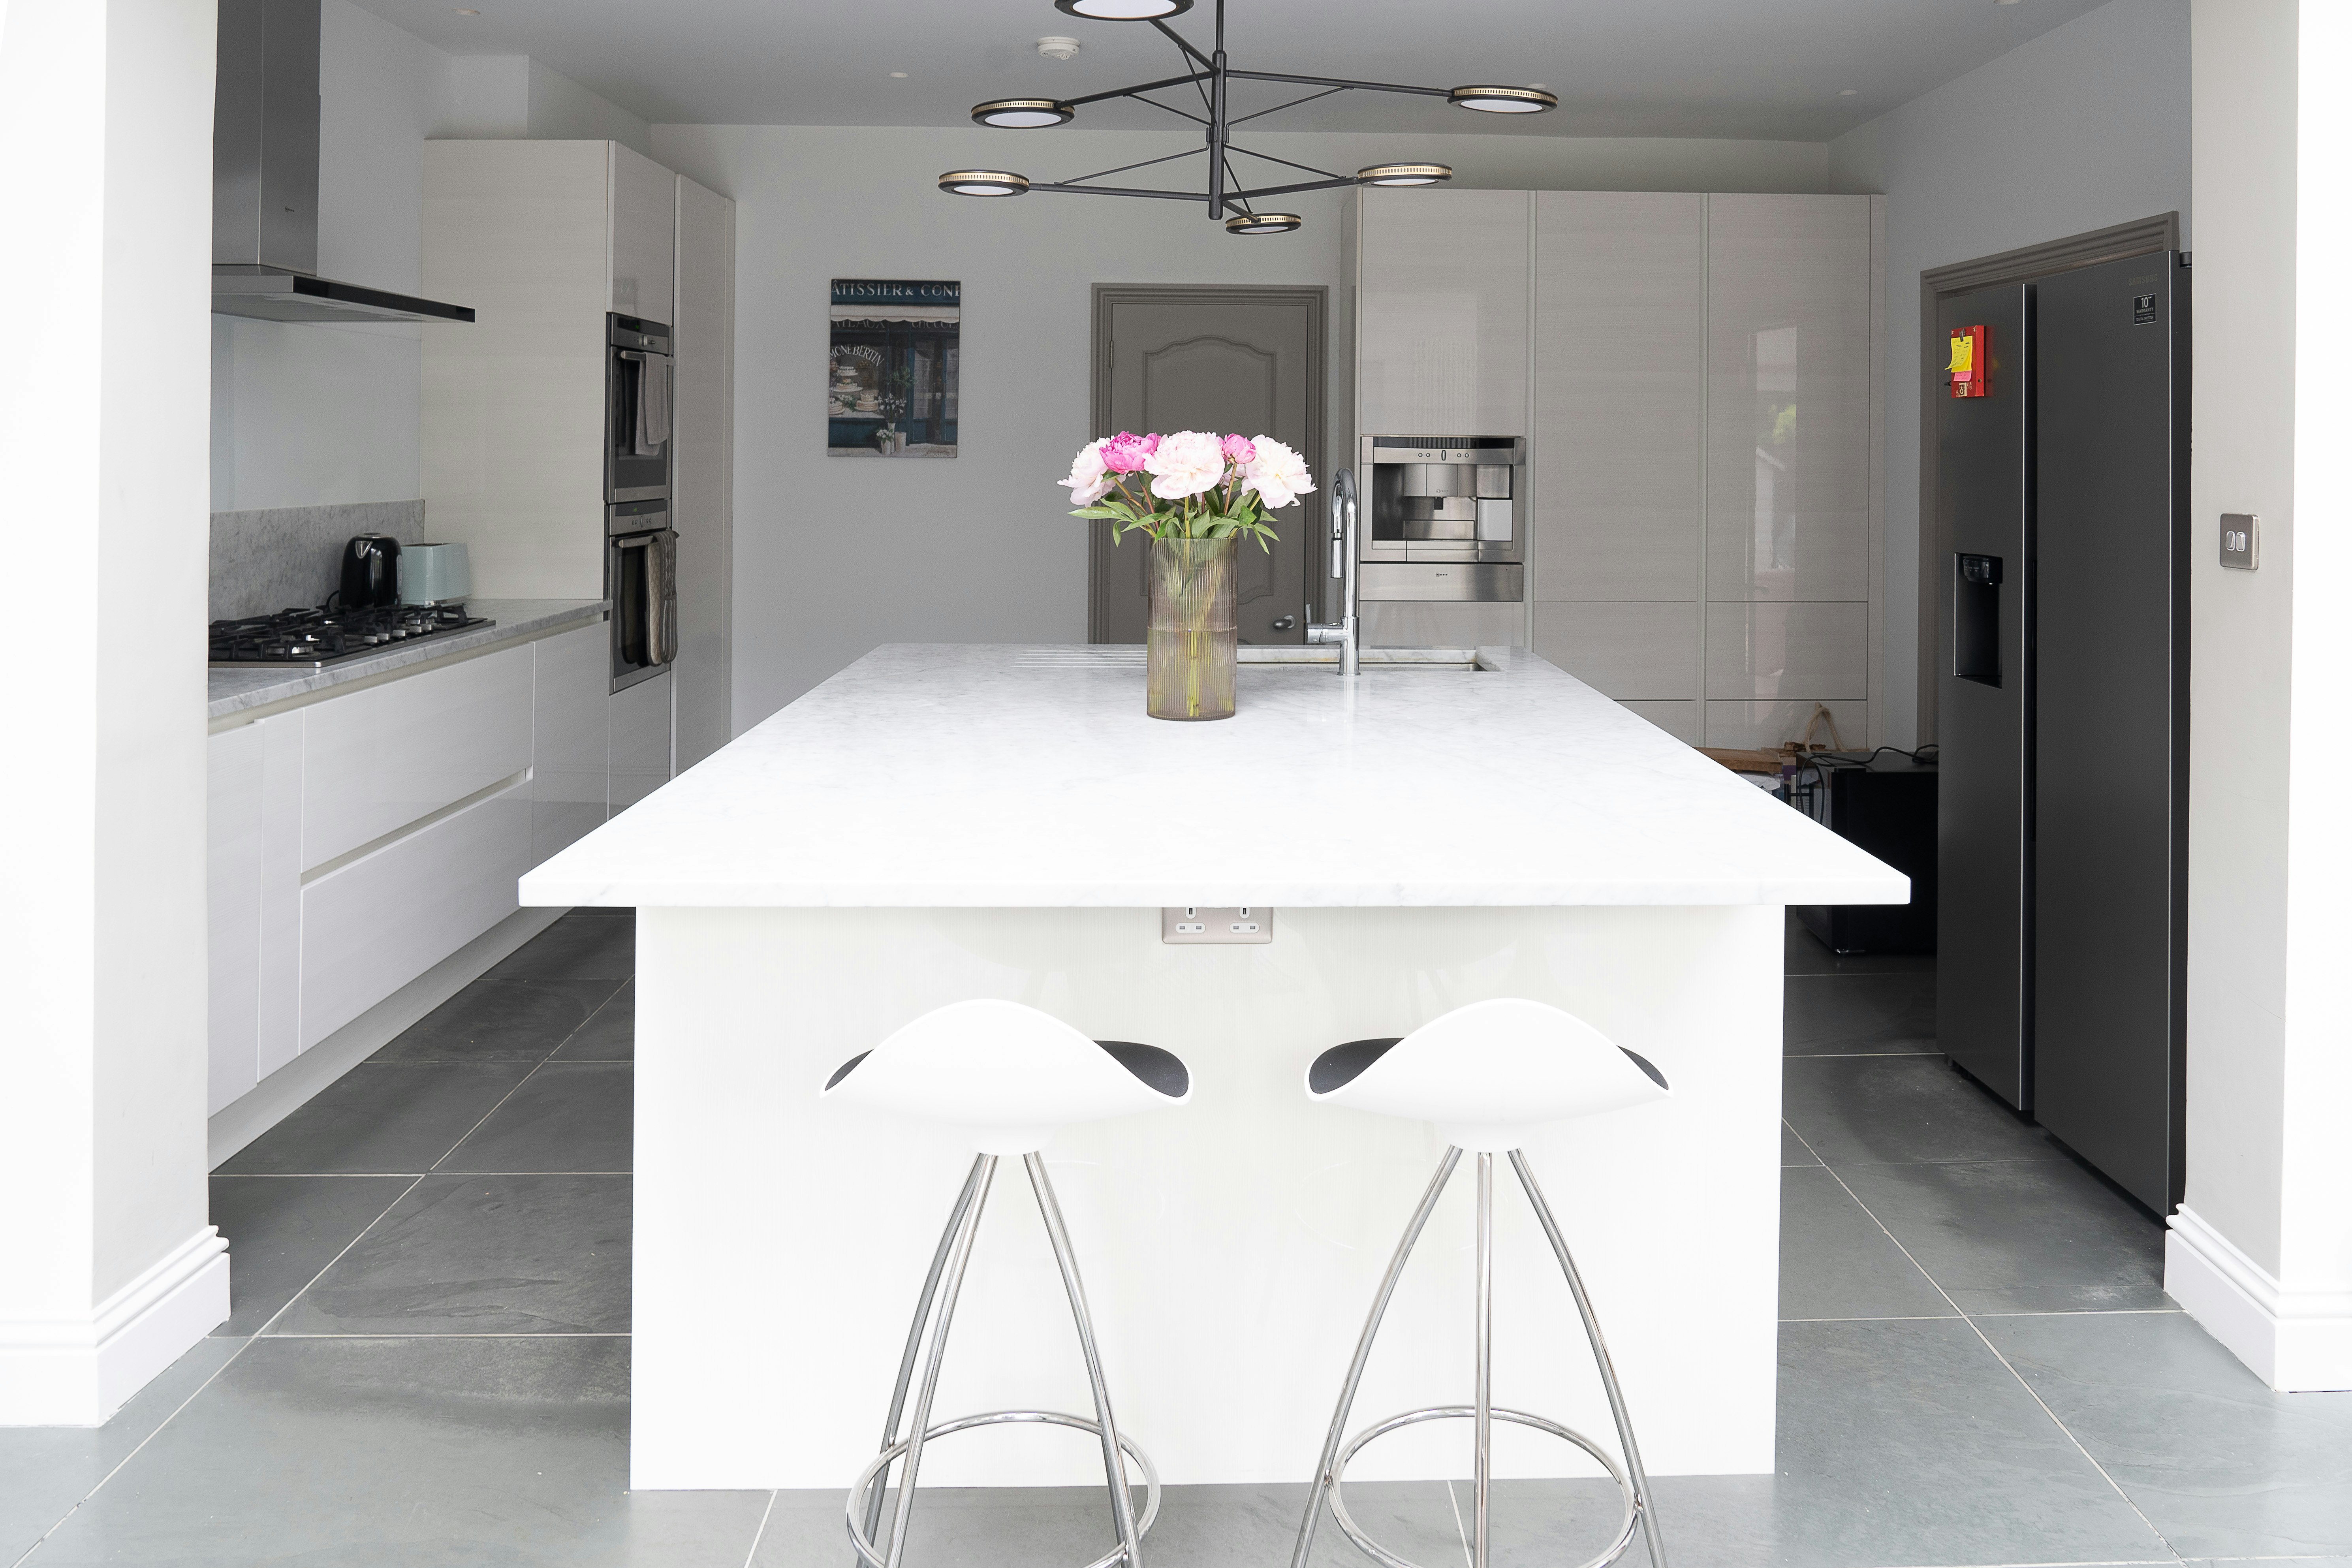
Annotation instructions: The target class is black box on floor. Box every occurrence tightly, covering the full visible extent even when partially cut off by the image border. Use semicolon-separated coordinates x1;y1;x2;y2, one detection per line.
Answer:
1792;752;1937;954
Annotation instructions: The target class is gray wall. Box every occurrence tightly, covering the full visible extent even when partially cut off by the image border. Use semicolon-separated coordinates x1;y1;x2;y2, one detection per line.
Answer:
1828;0;2191;748
652;123;1835;728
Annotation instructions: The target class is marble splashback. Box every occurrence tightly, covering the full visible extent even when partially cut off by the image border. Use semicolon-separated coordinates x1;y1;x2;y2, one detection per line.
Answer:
209;500;427;622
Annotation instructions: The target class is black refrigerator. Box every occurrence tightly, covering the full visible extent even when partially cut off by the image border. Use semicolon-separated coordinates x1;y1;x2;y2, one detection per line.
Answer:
1935;251;2189;1215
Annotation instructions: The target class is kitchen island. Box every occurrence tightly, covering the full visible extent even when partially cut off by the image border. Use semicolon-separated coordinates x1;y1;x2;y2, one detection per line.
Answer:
520;644;1906;1491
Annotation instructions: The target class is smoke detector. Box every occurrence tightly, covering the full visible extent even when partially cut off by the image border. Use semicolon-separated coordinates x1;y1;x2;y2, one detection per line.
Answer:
1037;36;1082;60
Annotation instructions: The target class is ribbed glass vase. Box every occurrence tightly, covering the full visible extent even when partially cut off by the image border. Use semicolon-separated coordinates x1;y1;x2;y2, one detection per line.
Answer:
1145;535;1238;721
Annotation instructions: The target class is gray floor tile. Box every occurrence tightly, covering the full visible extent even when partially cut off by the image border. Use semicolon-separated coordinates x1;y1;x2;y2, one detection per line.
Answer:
438;1062;632;1173
267;1173;630;1335
1835;1158;2169;1314
208;1176;417;1334
0;1336;243;1564
1777;1166;1953;1321
550;980;634;1061
2187;1560;2352;1566
1781;1122;1821;1166
753;1480;1462;1568
22;1337;767;1567
1782;1054;2063;1167
1784;911;1936;977
1396;1320;2165;1568
369;975;598;1063
1984;1312;2352;1559
1784;972;1938;1056
213;1063;533;1175
485;908;636;1008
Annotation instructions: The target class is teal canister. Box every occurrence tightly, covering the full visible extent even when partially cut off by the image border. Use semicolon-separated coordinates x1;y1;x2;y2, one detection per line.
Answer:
398;542;473;605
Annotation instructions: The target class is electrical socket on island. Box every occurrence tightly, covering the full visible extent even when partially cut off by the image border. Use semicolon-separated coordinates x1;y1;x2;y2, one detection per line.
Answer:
1162;907;1273;944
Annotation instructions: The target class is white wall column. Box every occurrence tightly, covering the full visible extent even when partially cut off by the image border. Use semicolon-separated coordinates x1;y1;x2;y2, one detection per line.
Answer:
2169;0;2352;1392
0;0;227;1423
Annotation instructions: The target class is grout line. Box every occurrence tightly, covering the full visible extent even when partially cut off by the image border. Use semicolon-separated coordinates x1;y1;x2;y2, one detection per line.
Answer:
12;1171;431;1567
417;1170;633;1178
1781;1121;2188;1566
739;1490;777;1568
257;1331;632;1339
1441;1478;1474;1568
215;1169;632;1179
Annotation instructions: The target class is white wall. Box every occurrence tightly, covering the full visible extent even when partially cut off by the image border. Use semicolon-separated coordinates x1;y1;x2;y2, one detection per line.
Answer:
1827;0;2192;747
2162;0;2352;1394
1;0;227;1423
651;124;1832;725
210;12;652;514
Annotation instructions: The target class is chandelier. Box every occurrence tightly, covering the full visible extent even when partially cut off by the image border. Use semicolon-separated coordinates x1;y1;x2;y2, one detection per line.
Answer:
936;0;1556;235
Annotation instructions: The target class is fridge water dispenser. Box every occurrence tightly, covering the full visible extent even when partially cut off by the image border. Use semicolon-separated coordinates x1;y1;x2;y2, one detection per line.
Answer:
1953;552;2002;686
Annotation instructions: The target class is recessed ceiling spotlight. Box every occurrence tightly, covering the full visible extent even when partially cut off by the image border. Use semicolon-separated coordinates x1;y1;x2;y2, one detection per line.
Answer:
938;169;1031;197
1054;0;1191;17
1225;212;1302;235
890;71;909;79
1357;162;1453;187
974;97;1075;128
1448;84;1559;114
1995;0;2023;5
1037;36;1081;60
452;6;479;12
1838;88;1857;95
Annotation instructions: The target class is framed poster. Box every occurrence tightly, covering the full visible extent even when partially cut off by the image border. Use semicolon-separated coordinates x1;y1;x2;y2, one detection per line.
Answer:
828;279;959;457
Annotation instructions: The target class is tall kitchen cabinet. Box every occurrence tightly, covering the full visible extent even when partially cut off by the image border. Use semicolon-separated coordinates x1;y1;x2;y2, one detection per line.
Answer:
1356;187;1883;746
422;140;737;798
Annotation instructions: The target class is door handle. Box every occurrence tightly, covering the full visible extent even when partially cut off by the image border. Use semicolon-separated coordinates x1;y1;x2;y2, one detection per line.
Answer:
1271;614;1296;632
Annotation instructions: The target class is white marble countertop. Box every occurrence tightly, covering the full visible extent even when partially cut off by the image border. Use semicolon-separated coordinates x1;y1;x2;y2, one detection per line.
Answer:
208;599;606;721
522;643;1908;909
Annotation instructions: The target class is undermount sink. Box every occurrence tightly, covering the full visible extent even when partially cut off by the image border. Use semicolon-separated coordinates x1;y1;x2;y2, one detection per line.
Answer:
1239;646;1496;672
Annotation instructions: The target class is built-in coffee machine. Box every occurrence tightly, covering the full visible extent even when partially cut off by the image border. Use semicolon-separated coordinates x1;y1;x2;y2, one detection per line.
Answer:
1358;435;1525;609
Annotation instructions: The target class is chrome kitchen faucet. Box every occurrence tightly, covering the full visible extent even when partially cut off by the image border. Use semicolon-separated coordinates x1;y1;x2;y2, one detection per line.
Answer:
1307;466;1361;677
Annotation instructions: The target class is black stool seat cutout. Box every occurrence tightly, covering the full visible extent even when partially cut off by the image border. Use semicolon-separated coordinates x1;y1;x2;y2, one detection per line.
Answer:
1309;1038;1404;1094
826;1050;872;1090
1098;1040;1189;1098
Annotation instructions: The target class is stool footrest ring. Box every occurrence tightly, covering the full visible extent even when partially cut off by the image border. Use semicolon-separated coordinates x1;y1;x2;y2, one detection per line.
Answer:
846;1409;1162;1568
1325;1404;1643;1568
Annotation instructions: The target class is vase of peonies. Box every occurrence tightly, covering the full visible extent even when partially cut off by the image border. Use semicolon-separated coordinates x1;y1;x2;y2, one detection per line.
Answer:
1061;429;1314;720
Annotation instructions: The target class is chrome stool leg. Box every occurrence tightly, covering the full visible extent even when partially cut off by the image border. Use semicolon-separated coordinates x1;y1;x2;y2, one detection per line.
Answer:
1299;1146;1661;1568
881;1155;998;1568
1511;1150;1667;1568
1026;1152;1145;1568
857;1154;988;1566
1291;1148;1462;1568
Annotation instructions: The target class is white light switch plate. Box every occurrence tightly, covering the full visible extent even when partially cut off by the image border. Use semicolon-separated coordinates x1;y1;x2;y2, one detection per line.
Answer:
1162;906;1273;944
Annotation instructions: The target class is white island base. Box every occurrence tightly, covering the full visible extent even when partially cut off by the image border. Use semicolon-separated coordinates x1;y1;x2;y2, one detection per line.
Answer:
632;900;1782;1491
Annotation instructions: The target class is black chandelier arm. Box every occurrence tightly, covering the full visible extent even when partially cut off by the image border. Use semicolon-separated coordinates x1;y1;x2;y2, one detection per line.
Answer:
1059;146;1205;187
1222;175;1362;205
1224;142;1344;181
1151;17;1214;70
1126;94;1211;127
1224;67;1450;99
1028;182;1208;203
1058;70;1212;111
1227;85;1348;127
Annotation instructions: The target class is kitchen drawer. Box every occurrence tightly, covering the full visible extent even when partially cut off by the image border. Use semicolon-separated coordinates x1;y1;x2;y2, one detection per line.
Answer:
207;723;265;1115
1702;601;1867;701
1360;601;1526;649
1531;602;1698;701
534;622;610;863
299;777;533;1051
609;667;673;812
302;642;533;871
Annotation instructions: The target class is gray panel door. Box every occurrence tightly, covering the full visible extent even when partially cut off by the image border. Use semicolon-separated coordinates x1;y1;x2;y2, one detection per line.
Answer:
2032;254;2188;1213
1089;289;1322;645
1935;283;2034;1111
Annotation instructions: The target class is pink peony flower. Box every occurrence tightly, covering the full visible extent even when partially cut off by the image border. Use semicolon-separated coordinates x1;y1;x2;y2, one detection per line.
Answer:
1220;433;1257;465
1241;436;1315;510
1144;430;1228;500
1058;438;1115;507
1100;431;1158;474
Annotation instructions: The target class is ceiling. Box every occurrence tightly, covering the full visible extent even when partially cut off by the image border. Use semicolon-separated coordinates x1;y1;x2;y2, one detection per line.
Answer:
357;0;2111;143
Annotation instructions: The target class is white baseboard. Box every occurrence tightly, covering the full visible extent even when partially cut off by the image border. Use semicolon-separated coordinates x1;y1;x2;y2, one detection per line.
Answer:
0;1226;231;1425
207;903;568;1170
2166;1205;2352;1392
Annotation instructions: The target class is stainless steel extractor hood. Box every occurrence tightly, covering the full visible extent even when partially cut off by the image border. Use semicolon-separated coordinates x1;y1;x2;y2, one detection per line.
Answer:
213;0;474;326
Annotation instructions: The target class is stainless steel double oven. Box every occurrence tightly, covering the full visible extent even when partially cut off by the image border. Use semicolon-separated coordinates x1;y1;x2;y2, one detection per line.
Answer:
607;313;677;692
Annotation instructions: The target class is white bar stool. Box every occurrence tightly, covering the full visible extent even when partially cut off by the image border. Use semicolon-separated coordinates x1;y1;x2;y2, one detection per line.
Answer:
821;998;1191;1568
1290;998;1671;1568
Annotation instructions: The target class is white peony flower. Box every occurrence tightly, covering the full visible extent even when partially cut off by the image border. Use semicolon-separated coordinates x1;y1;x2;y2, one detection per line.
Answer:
1242;436;1315;510
1144;429;1228;500
1058;438;1115;507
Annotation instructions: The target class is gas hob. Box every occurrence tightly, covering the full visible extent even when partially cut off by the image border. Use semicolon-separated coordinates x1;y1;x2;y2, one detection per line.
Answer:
209;604;493;668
